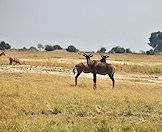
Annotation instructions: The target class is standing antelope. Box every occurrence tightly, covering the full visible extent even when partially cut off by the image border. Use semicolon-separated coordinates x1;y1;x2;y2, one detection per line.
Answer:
82;52;115;90
73;53;93;86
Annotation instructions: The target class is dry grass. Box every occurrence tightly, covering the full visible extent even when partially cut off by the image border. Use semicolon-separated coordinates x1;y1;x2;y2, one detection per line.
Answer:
1;51;162;75
0;73;162;132
0;51;162;131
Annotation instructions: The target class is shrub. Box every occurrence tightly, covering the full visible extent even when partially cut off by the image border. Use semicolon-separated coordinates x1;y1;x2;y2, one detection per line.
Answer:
97;47;106;53
66;45;78;52
0;41;11;50
37;44;44;51
28;46;38;51
146;49;155;55
109;46;126;53
45;45;54;51
125;48;132;53
45;45;63;51
53;45;62;50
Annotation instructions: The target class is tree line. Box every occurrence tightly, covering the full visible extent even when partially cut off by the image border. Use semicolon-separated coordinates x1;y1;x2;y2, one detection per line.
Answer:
0;42;134;53
1;31;162;55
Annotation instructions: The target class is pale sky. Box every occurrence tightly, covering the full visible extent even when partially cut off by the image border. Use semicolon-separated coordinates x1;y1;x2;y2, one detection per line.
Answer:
0;0;162;51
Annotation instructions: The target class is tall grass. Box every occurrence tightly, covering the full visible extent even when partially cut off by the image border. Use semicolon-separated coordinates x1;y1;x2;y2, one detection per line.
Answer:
0;73;161;131
0;51;162;131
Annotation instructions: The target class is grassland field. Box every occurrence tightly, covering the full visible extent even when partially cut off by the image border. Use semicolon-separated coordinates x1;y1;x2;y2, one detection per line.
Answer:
0;51;162;132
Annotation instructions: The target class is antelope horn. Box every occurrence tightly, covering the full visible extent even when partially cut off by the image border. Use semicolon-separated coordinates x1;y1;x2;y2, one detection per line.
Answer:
89;53;93;57
82;52;87;56
79;52;93;57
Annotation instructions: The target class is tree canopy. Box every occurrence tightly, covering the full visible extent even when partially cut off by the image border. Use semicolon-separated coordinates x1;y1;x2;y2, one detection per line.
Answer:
66;45;78;52
44;45;62;51
97;47;106;53
148;31;162;52
109;46;125;53
146;49;155;55
109;46;132;53
0;41;11;50
37;44;44;51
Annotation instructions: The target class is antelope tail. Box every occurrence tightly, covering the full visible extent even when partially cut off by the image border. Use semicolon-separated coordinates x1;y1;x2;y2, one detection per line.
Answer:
73;67;76;75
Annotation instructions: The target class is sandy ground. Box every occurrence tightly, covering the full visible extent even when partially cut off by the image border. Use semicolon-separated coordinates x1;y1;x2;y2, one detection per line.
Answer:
20;58;162;66
0;65;161;86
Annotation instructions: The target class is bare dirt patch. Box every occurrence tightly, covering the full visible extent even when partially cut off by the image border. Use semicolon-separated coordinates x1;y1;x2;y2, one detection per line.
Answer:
0;65;161;85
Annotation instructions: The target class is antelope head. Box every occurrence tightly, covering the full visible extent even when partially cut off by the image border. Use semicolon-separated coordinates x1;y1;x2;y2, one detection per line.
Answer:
82;52;93;59
99;53;109;62
78;52;93;65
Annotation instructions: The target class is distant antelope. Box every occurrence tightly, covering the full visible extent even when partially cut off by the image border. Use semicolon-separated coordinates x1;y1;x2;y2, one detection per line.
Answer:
73;53;93;86
9;57;21;65
82;52;115;90
0;51;5;57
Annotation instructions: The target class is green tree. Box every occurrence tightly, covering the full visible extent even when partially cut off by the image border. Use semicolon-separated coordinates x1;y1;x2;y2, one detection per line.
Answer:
125;48;132;53
0;41;11;50
45;45;54;51
53;45;62;50
97;47;106;53
146;49;155;55
20;47;28;51
29;46;38;51
66;45;78;52
148;31;162;52
44;44;62;51
37;44;44;51
109;46;125;53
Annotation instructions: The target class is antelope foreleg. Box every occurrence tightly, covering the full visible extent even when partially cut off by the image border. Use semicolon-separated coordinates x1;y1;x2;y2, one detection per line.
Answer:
93;73;97;90
109;74;115;88
75;72;81;86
